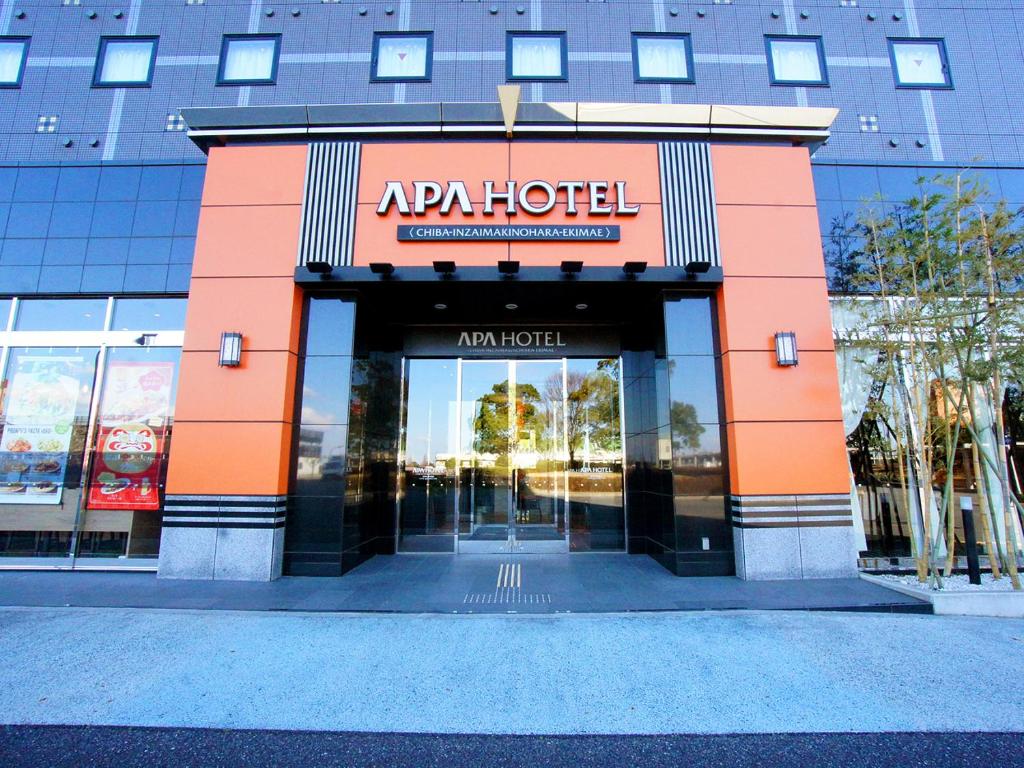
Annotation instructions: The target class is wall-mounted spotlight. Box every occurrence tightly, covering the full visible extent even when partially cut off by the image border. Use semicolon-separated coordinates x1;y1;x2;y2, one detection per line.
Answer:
774;331;799;367
623;261;647;277
560;260;583;274
433;260;456;277
306;260;333;279
369;262;395;277
219;332;243;367
684;259;711;275
498;260;520;276
134;333;156;347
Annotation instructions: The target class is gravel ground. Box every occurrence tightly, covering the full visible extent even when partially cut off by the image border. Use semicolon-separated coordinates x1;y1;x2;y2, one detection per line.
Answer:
1;607;1023;735
877;573;1021;592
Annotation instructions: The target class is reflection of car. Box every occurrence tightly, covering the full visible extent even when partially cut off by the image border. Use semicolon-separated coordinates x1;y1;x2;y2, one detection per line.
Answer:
322;456;345;479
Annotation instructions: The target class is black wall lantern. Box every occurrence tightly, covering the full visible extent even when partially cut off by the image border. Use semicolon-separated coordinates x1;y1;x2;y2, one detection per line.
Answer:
774;331;798;367
219;331;243;367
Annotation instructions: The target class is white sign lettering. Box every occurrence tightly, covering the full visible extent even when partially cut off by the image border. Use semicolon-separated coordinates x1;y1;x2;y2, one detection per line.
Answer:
378;180;641;217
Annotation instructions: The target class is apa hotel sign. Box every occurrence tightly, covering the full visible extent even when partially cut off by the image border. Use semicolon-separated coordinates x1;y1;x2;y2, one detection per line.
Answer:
377;179;639;242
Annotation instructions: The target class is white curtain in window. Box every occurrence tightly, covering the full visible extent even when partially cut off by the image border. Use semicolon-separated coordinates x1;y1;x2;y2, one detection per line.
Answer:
0;41;25;84
893;43;944;85
99;41;153;84
376;36;428;78
511;36;562;78
223;38;275;82
832;301;873;553
770;39;822;82
636;37;689;79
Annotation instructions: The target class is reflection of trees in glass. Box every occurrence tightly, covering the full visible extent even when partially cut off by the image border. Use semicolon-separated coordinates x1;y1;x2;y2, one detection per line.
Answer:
471;380;510;456
670;401;705;453
563;359;621;466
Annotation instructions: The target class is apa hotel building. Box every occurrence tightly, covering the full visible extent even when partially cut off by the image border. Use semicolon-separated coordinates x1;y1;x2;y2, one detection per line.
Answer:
0;0;1020;586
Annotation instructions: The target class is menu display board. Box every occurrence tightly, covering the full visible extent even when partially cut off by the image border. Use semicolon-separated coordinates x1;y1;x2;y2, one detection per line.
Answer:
0;356;85;505
86;361;175;511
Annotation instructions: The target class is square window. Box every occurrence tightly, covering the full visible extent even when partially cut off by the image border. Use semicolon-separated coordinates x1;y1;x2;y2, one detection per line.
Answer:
888;38;952;89
217;35;280;85
371;32;432;82
765;35;828;86
93;36;157;87
36;115;58;133
632;33;694;83
507;32;566;81
0;37;29;88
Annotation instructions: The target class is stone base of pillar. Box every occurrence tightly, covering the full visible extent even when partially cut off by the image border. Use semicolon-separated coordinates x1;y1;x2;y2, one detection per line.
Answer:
157;495;286;581
731;494;858;580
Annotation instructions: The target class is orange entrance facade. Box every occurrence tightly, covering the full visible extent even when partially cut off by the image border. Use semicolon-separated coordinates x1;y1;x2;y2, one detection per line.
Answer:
158;104;854;582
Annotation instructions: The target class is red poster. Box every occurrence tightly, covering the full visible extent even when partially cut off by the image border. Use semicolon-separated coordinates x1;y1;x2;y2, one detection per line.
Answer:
87;362;175;511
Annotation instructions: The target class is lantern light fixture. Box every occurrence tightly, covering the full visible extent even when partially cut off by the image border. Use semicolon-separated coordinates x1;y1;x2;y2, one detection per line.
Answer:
219;332;243;367
774;331;798;367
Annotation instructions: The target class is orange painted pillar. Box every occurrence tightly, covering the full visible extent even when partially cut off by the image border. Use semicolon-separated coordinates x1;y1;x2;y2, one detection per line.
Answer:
712;145;856;579
158;144;308;581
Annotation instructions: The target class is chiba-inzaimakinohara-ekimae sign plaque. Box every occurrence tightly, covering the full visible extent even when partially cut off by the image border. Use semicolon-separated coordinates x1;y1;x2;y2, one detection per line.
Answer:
377;179;639;242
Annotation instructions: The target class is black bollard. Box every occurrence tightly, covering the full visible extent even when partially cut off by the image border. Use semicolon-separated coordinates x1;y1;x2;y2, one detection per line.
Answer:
960;496;982;586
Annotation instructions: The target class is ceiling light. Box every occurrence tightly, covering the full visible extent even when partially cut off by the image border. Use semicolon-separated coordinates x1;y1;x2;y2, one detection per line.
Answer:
505;303;518;310
434;303;447;310
575;303;588;310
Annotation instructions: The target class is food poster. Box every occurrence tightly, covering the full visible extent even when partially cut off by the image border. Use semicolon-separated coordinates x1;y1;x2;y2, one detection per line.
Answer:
0;356;87;505
87;361;175;511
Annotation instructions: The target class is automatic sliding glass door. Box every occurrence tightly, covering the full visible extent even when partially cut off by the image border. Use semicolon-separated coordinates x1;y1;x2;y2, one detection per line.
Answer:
457;359;569;553
397;355;624;554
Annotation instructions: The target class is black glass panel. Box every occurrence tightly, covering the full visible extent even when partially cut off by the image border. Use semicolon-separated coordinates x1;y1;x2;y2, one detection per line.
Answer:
305;297;356;356
663;297;714;355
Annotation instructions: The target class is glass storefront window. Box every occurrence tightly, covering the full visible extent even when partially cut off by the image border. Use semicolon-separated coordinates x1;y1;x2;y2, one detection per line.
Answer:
111;297;187;330
77;346;180;558
15;298;108;331
0;347;99;558
304;297;356;357
0;295;184;565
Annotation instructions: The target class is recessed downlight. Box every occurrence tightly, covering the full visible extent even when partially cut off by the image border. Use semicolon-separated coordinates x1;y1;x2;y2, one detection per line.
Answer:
505;303;518;310
575;303;588;310
434;303;447;310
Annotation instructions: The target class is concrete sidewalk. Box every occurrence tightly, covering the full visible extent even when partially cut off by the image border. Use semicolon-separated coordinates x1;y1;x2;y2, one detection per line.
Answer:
1;607;1021;735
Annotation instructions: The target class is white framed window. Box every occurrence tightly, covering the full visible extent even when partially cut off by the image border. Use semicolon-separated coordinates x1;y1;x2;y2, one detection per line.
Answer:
93;37;157;87
889;38;952;89
0;37;29;87
632;33;694;83
507;32;566;81
372;32;432;81
765;35;828;86
217;35;280;85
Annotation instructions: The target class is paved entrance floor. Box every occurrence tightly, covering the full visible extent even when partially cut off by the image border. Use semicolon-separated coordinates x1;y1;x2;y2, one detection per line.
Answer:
0;554;927;613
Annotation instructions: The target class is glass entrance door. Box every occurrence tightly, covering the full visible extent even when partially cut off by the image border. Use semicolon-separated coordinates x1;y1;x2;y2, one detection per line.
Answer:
397;355;625;554
458;360;568;553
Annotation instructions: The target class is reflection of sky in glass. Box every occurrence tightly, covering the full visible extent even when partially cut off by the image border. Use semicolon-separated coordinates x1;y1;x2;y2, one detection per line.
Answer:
667;356;721;426
405;359;457;466
664;298;714;355
304;298;355;356
300;357;352;424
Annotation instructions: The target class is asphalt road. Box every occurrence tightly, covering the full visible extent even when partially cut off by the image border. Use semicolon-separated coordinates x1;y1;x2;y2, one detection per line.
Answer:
2;726;1022;768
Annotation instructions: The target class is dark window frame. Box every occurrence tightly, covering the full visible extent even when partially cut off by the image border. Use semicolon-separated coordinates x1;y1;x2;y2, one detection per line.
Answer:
0;36;30;88
216;33;282;86
506;30;568;82
370;31;434;83
631;32;695;84
887;37;953;90
764;34;829;87
91;35;158;88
